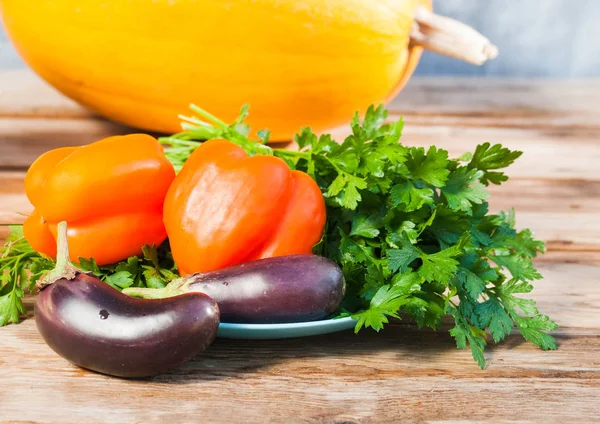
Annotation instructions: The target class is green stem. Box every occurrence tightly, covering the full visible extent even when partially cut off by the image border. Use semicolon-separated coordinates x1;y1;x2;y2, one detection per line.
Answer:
158;137;202;147
37;221;82;290
123;286;176;299
324;156;344;174
189;104;227;128
123;277;187;299
162;146;197;153
1;233;27;261
274;149;309;160
180;124;220;137
178;115;213;128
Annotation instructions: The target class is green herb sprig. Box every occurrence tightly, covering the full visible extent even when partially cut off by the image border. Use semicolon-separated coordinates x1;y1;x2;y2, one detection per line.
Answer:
161;104;557;368
0;226;53;325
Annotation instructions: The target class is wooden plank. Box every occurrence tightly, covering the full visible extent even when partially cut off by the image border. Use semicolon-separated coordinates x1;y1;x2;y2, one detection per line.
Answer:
2;115;600;177
0;320;598;423
0;70;92;118
2;116;600;181
529;260;600;329
538;250;600;265
2;70;600;128
391;78;600;131
0;171;30;224
0;170;25;193
0;118;137;169
486;178;600;251
0;225;10;242
487;179;600;213
2;71;600;179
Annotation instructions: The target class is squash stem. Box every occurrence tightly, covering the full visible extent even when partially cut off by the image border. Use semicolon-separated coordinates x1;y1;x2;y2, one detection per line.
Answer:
410;6;498;65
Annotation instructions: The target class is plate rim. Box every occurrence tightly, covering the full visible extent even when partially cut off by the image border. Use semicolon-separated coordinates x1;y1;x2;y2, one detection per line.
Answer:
218;316;357;330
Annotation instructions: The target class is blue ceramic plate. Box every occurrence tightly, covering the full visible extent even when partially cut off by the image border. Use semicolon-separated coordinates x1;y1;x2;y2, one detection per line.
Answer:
217;316;357;339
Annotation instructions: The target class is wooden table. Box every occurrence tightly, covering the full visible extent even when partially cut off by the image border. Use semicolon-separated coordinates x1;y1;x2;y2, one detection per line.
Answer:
1;70;599;423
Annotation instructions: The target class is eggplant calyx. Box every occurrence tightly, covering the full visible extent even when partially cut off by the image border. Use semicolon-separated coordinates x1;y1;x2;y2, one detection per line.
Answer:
37;221;86;290
123;277;188;299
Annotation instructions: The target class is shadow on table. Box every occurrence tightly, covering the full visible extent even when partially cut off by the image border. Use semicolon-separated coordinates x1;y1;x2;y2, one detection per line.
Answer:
153;319;573;383
153;321;461;384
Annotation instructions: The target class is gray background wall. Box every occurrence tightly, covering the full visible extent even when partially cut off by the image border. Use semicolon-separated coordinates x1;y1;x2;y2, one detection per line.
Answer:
1;0;598;76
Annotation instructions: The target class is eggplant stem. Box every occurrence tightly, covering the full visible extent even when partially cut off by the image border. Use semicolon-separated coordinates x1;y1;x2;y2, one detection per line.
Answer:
37;221;83;290
123;280;185;299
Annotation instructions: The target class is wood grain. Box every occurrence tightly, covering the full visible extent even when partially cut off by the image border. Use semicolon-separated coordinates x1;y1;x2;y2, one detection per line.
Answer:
0;70;92;118
1;70;600;423
391;78;600;130
1;320;599;424
4;116;600;177
0;117;138;168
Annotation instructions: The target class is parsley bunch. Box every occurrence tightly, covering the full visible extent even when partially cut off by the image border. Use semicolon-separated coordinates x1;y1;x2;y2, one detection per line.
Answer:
162;104;557;368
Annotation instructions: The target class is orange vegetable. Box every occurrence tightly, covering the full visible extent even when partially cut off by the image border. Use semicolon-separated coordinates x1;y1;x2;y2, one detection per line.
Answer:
1;0;496;141
23;134;176;265
164;139;326;275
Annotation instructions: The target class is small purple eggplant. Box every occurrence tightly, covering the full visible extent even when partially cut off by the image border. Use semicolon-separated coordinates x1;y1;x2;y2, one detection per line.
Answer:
35;222;219;378
124;255;345;324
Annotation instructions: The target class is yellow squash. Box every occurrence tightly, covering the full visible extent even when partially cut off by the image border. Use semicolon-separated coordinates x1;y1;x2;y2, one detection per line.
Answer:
1;0;436;139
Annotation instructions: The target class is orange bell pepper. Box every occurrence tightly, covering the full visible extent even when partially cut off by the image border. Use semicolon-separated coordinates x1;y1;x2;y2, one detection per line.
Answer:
164;139;326;275
23;134;176;265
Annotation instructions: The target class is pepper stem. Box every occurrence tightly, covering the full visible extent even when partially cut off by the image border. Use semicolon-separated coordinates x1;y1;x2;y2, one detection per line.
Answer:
123;277;188;299
37;221;83;290
410;6;499;66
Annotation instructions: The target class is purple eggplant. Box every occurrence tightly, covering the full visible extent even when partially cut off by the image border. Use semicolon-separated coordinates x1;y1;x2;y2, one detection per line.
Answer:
35;222;219;378
124;255;345;324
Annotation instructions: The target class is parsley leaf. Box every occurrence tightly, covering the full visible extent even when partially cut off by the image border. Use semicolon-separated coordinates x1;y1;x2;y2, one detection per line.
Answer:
497;278;557;350
0;226;50;325
390;182;433;212
0;283;25;326
468;142;523;186
353;284;407;332
104;271;135;289
406;146;450;187
449;305;487;369
387;234;421;273
419;245;462;285
350;214;384;239
441;167;489;214
474;297;514;343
